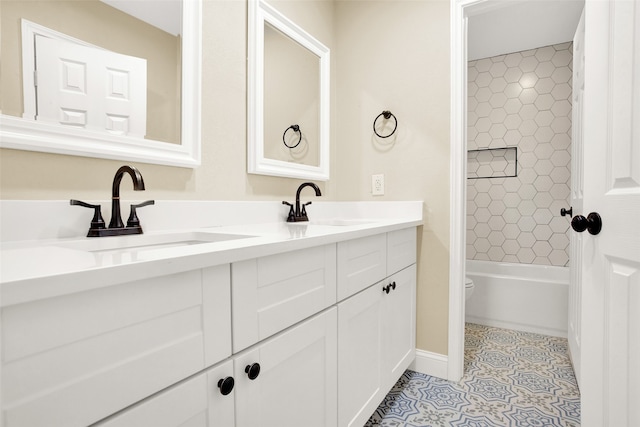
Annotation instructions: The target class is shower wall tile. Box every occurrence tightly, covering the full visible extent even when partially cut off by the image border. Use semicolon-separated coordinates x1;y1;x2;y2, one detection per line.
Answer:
467;42;572;267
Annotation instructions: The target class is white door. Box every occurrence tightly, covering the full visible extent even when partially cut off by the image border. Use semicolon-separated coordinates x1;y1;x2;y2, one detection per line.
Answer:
567;9;585;388
34;35;147;137
579;0;640;425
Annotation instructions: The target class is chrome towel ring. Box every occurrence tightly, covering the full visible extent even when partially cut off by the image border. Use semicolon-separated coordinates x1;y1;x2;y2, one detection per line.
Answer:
373;110;397;138
283;124;302;148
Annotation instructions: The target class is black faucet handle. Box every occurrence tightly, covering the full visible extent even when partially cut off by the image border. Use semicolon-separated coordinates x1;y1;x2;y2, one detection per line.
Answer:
301;201;312;216
282;201;295;222
70;199;106;230
127;200;155;228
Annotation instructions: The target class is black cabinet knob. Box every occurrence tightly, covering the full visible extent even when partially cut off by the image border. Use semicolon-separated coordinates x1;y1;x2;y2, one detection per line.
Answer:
245;363;261;380
217;377;234;395
382;282;397;294
571;212;602;235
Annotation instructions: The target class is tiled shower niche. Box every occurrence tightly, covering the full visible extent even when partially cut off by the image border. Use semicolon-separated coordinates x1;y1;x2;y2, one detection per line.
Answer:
468;147;518;179
466;42;572;267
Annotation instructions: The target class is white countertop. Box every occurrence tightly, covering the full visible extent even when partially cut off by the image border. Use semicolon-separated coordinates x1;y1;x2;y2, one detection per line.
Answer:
0;201;423;307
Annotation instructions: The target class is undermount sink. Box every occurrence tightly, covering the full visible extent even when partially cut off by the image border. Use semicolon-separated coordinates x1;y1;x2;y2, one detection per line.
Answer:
310;219;372;226
54;231;253;255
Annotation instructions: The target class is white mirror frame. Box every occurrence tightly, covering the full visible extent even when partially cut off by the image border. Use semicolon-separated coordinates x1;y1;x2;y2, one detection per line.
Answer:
0;0;202;169
247;0;330;181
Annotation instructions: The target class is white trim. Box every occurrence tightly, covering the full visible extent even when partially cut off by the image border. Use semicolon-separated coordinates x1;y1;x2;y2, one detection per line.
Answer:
0;1;201;168
247;0;330;181
449;0;493;383
466;316;568;338
448;0;470;384
410;350;449;381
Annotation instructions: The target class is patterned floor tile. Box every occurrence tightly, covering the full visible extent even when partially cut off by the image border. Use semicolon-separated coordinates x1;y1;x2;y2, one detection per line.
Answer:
365;323;580;426
465;377;518;403
417;380;472;411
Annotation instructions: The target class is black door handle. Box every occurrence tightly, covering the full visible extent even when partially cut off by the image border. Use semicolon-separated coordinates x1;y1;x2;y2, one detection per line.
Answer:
561;207;573;217
571;212;602;235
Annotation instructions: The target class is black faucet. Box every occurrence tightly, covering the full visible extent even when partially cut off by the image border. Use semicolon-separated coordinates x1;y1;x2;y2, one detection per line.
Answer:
283;182;322;222
71;165;154;237
109;165;145;229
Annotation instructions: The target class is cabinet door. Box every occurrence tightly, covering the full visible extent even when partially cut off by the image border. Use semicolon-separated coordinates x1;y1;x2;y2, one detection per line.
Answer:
94;360;235;427
232;245;336;352
337;264;417;427
337;284;385;427
381;264;416;392
1;265;231;427
234;308;337;427
337;233;387;300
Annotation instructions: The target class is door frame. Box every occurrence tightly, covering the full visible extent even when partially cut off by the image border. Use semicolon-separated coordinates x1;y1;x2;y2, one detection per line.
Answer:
449;0;586;382
449;0;502;383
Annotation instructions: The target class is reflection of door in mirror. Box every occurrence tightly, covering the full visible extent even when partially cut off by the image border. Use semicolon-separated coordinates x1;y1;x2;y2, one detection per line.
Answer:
34;34;147;137
263;22;320;167
0;0;180;144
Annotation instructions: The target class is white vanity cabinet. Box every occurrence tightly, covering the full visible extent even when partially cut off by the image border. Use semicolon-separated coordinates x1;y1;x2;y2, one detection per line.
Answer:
1;224;418;427
337;229;417;427
0;265;232;427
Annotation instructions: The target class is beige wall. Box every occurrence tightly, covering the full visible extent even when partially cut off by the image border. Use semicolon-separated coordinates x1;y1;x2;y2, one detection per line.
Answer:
0;0;451;355
334;0;450;354
0;0;180;143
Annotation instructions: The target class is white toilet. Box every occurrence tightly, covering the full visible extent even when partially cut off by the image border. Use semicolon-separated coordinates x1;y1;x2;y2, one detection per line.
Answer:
465;276;475;300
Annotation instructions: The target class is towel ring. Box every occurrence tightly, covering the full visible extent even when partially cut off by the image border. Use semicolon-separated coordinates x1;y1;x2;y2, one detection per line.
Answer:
283;124;302;148
373;111;397;138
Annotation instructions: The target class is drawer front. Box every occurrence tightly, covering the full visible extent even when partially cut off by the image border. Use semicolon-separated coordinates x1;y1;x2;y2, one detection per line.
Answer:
232;244;337;352
337;233;387;300
387;227;417;275
1;265;231;427
95;360;235;427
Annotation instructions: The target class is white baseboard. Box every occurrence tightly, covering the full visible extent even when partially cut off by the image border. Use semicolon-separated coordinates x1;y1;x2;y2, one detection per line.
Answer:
409;350;448;380
465;315;567;338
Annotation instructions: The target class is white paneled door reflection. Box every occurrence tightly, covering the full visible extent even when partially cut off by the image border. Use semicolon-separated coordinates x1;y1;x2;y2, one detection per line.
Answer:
34;34;147;137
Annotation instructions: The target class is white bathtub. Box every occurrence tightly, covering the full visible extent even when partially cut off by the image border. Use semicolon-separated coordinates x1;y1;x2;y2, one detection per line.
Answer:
465;260;570;337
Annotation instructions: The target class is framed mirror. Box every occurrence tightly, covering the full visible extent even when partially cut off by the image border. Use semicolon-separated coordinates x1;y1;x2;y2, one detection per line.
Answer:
0;0;201;168
248;0;330;181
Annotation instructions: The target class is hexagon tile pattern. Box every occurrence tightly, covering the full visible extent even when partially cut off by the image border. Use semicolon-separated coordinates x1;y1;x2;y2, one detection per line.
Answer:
467;42;572;267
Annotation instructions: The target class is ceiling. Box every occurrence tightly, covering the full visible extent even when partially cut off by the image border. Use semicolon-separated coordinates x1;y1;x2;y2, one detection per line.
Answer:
468;0;585;61
100;0;182;36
